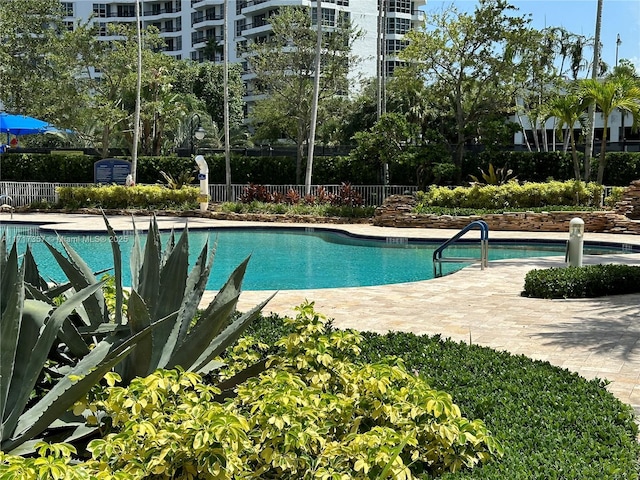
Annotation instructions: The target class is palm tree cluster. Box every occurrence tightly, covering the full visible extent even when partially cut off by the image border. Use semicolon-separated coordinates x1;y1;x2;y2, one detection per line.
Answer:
546;65;640;183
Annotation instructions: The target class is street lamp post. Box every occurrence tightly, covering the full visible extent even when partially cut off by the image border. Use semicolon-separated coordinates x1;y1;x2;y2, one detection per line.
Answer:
190;113;206;155
615;34;621;67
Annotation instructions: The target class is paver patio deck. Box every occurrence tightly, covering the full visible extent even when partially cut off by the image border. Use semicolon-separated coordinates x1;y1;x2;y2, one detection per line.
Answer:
3;212;640;416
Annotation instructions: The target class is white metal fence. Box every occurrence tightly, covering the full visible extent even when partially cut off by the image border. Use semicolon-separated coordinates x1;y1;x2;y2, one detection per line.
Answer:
0;181;615;208
0;182;90;207
208;184;418;206
0;182;418;207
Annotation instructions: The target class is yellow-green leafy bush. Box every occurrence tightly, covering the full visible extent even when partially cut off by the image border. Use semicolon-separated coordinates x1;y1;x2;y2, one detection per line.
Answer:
415;180;603;210
56;184;199;210
1;304;502;479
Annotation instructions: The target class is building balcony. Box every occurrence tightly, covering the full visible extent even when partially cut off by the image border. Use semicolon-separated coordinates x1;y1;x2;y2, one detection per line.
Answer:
192;12;224;27
192;34;224;48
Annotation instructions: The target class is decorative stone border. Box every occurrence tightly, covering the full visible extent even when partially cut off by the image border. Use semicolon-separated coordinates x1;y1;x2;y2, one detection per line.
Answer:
373;194;640;235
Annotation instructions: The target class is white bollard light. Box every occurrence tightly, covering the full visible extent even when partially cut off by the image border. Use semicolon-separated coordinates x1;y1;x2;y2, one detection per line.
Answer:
194;154;209;212
566;217;584;267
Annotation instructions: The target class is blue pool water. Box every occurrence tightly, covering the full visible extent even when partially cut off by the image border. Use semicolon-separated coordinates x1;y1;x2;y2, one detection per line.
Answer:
2;224;636;290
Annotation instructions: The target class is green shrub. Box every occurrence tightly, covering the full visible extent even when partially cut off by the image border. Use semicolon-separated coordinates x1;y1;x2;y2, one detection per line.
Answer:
522;264;640;299
3;310;638;478
56;184;199;210
414;205;600;216
248;315;640;478
604;186;626;207
415;180;603;211
0;304;503;479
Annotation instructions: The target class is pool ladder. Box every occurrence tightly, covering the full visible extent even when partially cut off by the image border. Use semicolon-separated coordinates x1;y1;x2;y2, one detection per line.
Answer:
433;220;489;278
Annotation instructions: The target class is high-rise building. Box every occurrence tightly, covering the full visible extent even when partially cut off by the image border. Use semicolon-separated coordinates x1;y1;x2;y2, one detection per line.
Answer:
62;0;425;100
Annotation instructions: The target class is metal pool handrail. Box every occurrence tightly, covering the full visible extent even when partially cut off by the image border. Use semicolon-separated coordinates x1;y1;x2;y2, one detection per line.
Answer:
433;220;489;278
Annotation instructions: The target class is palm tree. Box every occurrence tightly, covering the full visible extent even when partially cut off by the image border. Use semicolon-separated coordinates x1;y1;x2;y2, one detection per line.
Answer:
546;91;589;180
580;76;640;184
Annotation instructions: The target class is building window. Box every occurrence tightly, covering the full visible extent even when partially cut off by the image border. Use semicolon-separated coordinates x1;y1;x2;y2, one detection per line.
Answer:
98;22;108;36
93;3;107;18
312;7;336;27
338;11;350;27
236;40;247;56
385;60;406;76
385;39;409;54
386;17;410;34
253;13;268;28
61;2;74;16
236;19;246;36
117;5;135;17
388;0;412;14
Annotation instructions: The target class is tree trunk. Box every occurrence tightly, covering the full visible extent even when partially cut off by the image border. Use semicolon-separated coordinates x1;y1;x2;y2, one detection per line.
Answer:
570;131;581;180
223;0;232;201
305;0;323;196
584;0;603;180
296;118;306;184
131;0;142;182
596;118;608;185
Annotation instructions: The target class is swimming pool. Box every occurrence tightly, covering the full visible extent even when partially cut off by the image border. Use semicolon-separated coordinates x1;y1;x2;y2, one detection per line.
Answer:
2;224;637;290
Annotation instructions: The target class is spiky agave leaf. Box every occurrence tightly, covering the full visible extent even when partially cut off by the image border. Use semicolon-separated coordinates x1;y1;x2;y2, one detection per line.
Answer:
2;281;106;444
156;239;215;369
129;216;142;290
151;226;190;350
190;295;275;375
22;245;48;290
23;284;90;357
3;315;169;453
42;236;107;327
166;257;273;371
0;238;19;316
101;210;124;325
137;215;162;315
1;246;25;435
118;290;154;381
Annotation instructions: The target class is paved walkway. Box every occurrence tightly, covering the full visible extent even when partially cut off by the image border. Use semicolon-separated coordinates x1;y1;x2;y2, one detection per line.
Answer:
3;212;640;415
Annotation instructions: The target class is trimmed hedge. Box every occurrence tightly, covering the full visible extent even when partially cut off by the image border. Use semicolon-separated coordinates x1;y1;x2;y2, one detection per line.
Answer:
56;184;199;210
4;151;640;186
522;264;640;299
415;181;603;210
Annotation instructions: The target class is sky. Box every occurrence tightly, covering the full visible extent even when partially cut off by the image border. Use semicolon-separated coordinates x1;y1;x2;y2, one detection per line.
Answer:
423;0;640;73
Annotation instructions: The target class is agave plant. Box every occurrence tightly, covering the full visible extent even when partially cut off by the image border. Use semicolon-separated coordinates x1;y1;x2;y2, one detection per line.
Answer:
112;213;273;382
39;212;272;383
0;212;271;452
469;163;517;186
0;234;159;454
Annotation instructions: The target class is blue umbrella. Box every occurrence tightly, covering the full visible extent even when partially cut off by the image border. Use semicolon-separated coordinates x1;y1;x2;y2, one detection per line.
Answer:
0;112;58;136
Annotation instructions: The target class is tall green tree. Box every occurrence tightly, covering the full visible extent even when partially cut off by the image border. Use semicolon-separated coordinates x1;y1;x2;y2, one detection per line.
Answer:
247;6;360;183
401;0;531;175
580;76;640;184
193;63;245;131
349;113;412;184
0;0;98;127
